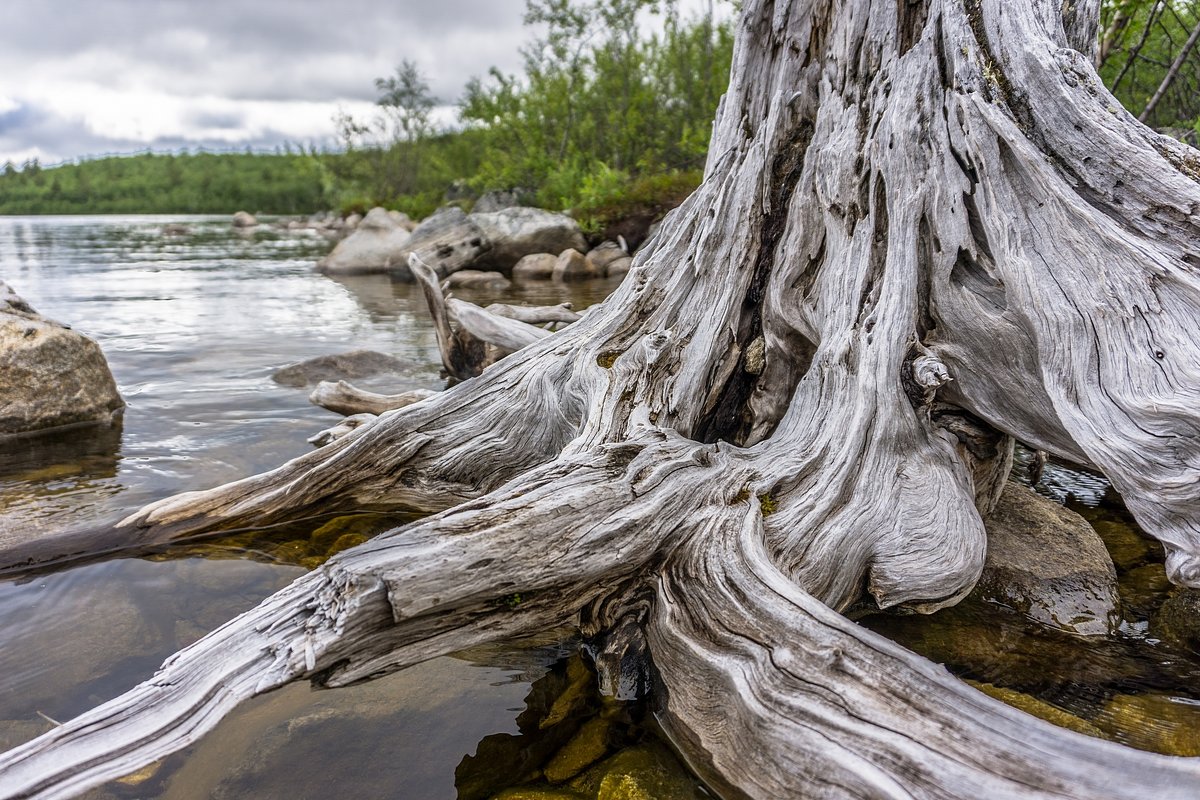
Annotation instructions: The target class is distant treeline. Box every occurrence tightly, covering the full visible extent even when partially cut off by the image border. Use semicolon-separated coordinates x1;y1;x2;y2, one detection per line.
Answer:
0;151;329;215
1;0;1196;221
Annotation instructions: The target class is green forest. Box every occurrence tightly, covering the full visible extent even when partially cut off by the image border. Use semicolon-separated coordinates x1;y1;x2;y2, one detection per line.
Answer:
0;0;1195;219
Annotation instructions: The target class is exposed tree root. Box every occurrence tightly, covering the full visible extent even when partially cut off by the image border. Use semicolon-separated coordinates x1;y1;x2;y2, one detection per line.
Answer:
2;0;1199;795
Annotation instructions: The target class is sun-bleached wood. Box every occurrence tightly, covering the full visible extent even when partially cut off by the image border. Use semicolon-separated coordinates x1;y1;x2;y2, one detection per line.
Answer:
308;381;435;416
2;0;1199;796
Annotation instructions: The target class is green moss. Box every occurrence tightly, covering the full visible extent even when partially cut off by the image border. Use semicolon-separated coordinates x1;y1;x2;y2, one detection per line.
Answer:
499;592;531;610
757;493;778;516
730;486;750;505
596;352;621;369
310;514;385;552
271;539;315;564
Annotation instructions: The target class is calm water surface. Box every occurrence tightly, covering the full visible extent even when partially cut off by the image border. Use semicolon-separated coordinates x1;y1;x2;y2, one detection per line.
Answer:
2;215;1196;797
0;215;633;799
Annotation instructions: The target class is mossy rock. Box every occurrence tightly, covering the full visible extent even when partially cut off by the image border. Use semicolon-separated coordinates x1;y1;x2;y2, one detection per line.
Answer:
1090;519;1153;572
544;717;614;783
310;515;387;552
1094;694;1200;756
327;533;369;557
569;743;706;800
269;539;316;564
540;656;595;731
1151;589;1200;652
1117;563;1172;621
965;681;1106;739
492;790;585;800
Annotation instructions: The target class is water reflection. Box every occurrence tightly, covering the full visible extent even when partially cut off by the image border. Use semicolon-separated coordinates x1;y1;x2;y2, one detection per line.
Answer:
0;215;444;535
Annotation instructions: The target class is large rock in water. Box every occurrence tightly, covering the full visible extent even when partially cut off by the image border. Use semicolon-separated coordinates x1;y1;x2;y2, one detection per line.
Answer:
0;282;123;435
318;207;414;275
271;349;413;388
321;206;587;280
975;482;1120;636
473;207;588;272
395;206;490;280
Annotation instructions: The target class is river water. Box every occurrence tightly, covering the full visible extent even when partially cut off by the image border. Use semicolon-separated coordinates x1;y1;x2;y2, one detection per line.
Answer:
2;215;1198;797
0;215;657;799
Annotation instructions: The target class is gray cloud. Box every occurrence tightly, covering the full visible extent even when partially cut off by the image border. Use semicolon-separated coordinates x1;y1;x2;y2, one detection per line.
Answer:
0;0;532;162
0;0;532;101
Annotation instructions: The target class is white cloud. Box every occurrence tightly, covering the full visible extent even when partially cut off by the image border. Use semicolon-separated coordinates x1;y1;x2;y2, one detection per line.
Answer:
0;0;738;165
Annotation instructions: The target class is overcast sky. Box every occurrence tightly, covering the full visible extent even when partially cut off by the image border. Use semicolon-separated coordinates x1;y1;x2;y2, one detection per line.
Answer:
0;0;727;167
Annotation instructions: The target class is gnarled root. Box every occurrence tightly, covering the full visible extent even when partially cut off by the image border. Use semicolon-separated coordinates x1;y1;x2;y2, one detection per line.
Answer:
2;430;1196;798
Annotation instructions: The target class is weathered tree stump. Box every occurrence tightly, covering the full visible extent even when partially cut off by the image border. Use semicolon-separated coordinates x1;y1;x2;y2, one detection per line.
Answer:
2;0;1199;797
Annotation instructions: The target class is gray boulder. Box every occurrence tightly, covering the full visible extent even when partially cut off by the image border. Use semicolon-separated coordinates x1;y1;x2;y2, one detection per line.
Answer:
232;211;257;228
272;350;413;388
553;248;598;281
586;241;633;277
317;208;413;275
473;207;587;271
396;206;491;280
974;482;1120;636
512;253;558;281
0;282;124;436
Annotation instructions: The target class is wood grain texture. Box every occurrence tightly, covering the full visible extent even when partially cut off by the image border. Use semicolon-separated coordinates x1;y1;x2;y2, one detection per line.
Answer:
2;0;1198;796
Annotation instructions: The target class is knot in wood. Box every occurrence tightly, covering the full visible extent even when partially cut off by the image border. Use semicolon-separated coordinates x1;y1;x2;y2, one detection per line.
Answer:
912;354;952;390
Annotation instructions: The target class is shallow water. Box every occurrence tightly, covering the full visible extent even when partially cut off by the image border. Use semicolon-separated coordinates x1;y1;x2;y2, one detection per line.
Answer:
2;214;1197;795
0;215;653;799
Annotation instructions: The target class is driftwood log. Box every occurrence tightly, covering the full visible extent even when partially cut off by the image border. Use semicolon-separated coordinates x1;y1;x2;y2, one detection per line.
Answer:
3;0;1200;797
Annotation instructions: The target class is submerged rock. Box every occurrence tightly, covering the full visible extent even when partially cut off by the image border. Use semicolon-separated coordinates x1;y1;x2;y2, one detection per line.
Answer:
568;743;706;800
0;282;124;436
1094;693;1200;756
544;717;613;783
317;207;414;275
965;680;1105;739
513;253;559;281
974;482;1120;636
271;349;412;387
1118;563;1172;620
1151;588;1200;652
445;270;512;289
